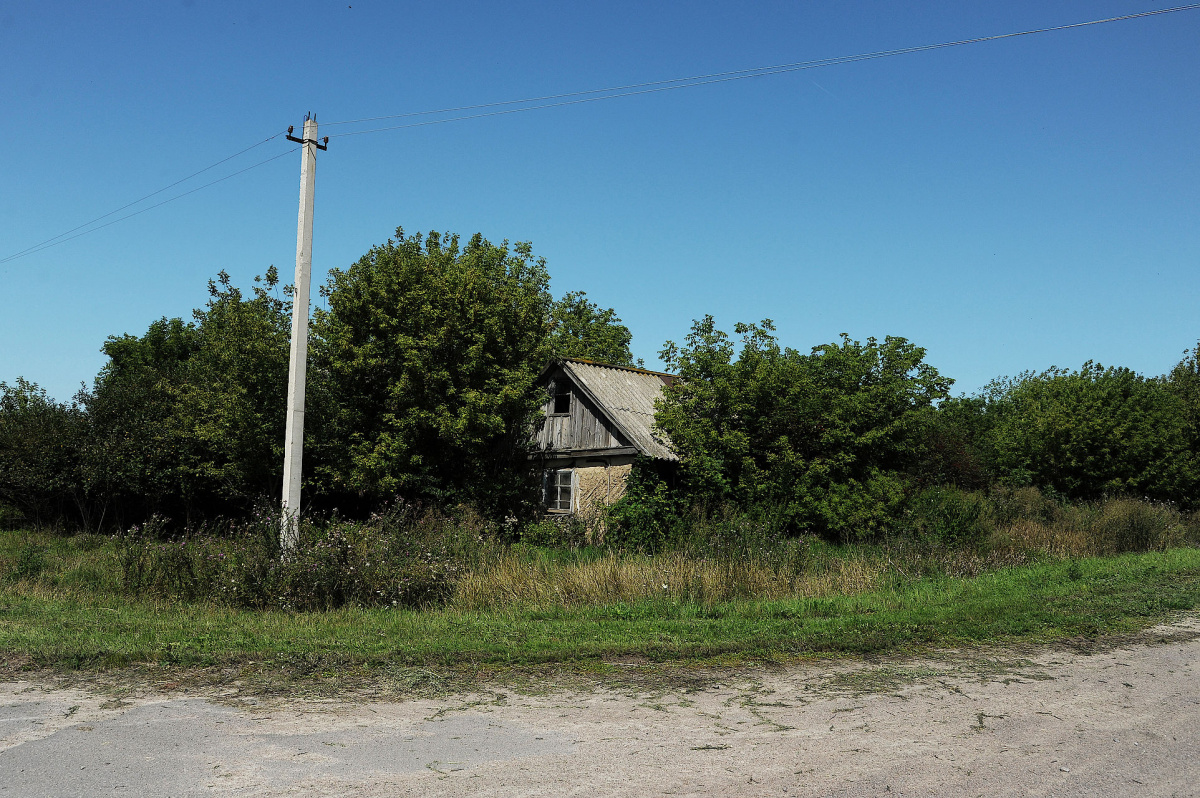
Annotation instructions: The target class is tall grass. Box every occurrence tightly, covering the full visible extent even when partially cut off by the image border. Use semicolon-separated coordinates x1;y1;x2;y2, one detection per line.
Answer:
909;486;1200;556
115;506;507;611
452;549;888;610
3;488;1196;615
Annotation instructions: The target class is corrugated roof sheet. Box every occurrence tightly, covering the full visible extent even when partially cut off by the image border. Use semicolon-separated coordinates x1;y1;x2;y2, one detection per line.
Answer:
561;359;678;461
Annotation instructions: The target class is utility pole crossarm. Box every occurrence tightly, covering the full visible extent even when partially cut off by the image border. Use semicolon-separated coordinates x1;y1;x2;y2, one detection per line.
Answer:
286;125;329;150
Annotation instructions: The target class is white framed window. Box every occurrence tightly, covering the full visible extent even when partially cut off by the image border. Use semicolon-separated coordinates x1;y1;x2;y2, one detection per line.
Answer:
544;468;574;512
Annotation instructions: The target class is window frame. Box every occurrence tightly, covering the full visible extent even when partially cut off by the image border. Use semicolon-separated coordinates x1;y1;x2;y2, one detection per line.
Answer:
543;467;575;513
550;387;572;416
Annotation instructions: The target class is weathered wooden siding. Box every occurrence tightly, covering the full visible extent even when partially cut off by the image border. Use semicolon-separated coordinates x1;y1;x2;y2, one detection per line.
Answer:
536;370;624;452
561;360;677;461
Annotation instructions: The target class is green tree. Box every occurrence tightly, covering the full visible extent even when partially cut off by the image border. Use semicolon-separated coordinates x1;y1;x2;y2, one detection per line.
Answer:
656;317;951;539
986;363;1196;504
309;228;553;515
1168;340;1200;461
0;379;88;529
910;395;993;490
85;269;290;525
171;268;291;508
548;291;638;367
85;315;200;523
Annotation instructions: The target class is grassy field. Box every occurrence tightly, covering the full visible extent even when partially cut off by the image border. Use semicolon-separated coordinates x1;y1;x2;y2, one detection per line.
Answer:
1;529;1197;684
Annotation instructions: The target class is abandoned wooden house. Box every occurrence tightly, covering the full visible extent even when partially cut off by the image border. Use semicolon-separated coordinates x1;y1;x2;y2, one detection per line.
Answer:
534;358;678;515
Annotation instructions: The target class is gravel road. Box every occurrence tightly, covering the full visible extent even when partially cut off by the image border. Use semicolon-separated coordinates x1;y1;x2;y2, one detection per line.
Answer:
2;616;1198;797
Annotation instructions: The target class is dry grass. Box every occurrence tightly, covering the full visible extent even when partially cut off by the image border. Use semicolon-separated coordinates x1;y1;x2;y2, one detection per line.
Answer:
906;546;1035;579
450;492;1200;612
451;550;889;611
998;499;1193;557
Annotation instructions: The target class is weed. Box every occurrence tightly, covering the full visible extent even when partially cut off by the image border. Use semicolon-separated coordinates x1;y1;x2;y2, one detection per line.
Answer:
8;543;47;582
117;508;486;611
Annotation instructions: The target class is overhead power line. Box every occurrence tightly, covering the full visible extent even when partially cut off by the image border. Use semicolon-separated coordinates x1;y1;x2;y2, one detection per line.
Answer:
4;3;1197;265
323;4;1200;140
0;144;296;266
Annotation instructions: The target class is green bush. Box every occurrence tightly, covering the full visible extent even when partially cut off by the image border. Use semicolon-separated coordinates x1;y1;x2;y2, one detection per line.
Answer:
906;487;993;546
1091;499;1180;554
988;485;1063;528
602;460;687;553
519;518;588;548
654;318;950;540
7;543;47;582
118;508;481;611
984;364;1199;506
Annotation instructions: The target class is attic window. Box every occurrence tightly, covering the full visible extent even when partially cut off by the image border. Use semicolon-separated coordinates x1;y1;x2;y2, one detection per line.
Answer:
552;388;571;415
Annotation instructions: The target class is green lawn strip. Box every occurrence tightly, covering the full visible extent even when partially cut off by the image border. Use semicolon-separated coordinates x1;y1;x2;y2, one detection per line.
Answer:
2;548;1197;673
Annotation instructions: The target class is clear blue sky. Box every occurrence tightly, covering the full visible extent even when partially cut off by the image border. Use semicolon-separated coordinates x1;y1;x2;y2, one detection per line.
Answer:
3;1;1198;403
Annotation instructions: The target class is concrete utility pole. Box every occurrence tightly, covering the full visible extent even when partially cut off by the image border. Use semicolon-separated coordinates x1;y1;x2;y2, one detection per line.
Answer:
281;115;327;551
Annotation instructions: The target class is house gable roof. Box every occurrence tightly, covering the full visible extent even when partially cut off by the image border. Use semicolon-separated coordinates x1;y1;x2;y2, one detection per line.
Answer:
541;358;677;461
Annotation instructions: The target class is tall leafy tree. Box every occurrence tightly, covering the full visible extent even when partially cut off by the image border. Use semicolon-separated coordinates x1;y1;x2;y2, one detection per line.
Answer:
85;269;290;525
1168;340;1200;461
548;291;638;367
3;225;644;529
986;363;1196;504
656;317;951;539
0;379;88;529
172;268;291;507
309;228;553;515
86;315;200;523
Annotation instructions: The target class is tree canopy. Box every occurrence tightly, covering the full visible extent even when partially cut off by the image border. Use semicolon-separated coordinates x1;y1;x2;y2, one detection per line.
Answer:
982;363;1198;504
10;222;1200;539
0;379;87;529
655;317;951;539
84;269;290;524
308;229;551;514
547;291;638;367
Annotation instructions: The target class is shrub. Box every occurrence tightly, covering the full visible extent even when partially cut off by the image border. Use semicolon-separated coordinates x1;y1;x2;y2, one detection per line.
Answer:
519;518;588;548
655;318;951;540
985;487;1198;556
988;486;1063;528
905;487;992;547
0;379;89;530
602;489;681;553
1091;499;1181;554
7;543;47;582
984;364;1198;506
118;508;482;611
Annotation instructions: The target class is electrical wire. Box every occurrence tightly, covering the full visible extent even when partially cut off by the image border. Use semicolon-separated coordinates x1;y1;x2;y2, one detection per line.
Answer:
5;4;1197;264
0;146;299;266
324;4;1200;139
0;132;287;266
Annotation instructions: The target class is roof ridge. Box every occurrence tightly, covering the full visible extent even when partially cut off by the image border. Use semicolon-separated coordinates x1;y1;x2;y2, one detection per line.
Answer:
561;357;676;379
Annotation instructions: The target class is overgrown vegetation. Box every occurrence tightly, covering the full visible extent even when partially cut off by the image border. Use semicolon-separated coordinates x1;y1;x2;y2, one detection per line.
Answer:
0;487;1192;616
0;227;636;531
1;516;1197;671
2;223;1200;676
6;225;1200;545
654;319;951;541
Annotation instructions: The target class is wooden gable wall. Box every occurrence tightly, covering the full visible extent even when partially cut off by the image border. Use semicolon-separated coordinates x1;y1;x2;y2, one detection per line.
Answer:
536;368;627;452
